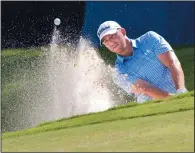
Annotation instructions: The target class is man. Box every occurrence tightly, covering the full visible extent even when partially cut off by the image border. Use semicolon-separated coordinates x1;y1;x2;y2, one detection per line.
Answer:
97;21;188;103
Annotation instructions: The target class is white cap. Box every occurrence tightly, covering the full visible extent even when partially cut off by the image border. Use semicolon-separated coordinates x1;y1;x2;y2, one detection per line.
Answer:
97;21;122;46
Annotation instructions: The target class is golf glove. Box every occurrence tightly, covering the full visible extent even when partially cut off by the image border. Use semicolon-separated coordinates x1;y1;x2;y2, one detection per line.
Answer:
176;88;188;94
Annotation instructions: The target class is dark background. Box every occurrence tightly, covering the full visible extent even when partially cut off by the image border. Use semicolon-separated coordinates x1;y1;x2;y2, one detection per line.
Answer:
2;2;194;49
1;1;86;49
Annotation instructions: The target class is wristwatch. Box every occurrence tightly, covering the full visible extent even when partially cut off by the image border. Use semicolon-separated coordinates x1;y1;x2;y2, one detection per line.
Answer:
176;88;188;94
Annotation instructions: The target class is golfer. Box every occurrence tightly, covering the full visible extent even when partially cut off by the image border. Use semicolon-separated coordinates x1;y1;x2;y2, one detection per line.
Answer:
97;21;188;102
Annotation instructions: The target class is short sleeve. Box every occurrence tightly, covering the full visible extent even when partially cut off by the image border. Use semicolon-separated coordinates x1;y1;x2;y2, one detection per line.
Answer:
148;31;173;56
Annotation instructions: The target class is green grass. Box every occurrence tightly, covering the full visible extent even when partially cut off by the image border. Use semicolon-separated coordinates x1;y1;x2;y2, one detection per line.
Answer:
2;91;194;151
1;47;42;57
3;110;194;152
175;47;194;90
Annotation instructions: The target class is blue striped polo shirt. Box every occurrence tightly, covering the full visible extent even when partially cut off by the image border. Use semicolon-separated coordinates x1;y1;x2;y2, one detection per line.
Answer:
112;31;177;98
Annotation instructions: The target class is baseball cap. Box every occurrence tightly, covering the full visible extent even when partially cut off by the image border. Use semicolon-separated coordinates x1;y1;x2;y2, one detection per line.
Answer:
97;21;122;46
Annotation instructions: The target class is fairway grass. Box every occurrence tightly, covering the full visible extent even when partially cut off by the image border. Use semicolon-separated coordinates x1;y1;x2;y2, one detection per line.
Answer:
2;110;194;152
2;91;194;152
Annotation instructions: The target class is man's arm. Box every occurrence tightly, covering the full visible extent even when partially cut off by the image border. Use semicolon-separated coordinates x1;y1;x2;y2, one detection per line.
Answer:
132;79;174;99
147;31;187;94
158;51;185;90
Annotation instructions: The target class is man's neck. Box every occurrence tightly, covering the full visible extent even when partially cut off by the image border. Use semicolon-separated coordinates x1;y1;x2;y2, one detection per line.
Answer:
122;39;133;56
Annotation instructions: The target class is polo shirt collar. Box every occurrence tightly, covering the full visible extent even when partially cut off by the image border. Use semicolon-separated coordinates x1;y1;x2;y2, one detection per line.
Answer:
117;37;138;63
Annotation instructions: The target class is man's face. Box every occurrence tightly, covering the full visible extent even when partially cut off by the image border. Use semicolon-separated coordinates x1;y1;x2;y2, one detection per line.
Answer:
102;28;127;55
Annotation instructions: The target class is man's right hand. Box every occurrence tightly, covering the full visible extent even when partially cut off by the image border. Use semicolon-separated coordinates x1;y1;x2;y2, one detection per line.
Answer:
132;79;174;99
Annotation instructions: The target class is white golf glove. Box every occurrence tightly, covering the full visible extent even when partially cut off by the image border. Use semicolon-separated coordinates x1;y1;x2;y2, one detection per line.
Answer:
176;88;188;94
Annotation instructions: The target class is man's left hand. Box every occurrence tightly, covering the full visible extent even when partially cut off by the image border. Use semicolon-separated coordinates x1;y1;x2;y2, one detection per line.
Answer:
176;88;188;94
